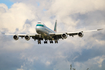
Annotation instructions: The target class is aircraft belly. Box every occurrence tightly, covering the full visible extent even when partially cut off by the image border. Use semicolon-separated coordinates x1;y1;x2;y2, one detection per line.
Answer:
36;26;55;40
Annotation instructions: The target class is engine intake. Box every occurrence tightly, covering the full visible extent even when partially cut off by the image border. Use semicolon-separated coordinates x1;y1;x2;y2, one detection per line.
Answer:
78;32;83;37
13;35;19;40
25;35;30;41
61;33;68;39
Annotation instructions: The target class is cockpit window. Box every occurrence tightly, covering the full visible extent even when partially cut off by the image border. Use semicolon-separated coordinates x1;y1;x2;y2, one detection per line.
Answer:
37;21;42;24
37;21;44;27
36;24;44;27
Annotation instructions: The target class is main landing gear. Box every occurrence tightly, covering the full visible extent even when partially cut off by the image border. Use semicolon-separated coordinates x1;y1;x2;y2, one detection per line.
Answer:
44;40;47;44
50;40;53;43
49;40;58;44
37;40;58;44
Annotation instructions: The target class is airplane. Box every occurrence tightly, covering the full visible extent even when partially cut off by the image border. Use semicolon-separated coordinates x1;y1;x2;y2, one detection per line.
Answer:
5;20;103;44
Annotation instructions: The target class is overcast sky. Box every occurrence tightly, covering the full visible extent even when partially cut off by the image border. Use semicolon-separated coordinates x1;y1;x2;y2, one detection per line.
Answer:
0;0;105;70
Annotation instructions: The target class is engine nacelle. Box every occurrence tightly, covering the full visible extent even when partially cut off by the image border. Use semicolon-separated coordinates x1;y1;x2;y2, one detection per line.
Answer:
13;35;19;40
61;33;68;39
78;32;83;37
25;35;30;41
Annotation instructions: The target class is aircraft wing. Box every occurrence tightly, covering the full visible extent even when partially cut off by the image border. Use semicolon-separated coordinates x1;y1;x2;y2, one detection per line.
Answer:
5;33;43;40
5;33;35;37
49;28;103;40
4;28;103;40
5;32;78;40
49;32;80;40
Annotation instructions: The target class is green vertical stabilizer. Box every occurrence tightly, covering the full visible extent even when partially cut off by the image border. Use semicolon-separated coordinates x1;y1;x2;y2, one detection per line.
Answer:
54;20;57;32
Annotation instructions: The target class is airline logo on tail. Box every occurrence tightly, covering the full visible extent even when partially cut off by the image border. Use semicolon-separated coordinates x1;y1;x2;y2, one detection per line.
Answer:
54;20;57;32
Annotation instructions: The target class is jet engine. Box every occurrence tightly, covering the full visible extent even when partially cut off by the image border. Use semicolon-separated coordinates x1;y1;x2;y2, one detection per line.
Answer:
25;35;30;41
78;32;83;37
61;33;68;39
13;35;19;40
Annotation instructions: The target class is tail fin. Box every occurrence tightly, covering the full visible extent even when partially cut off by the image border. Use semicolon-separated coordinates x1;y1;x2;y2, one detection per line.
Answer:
54;20;57;32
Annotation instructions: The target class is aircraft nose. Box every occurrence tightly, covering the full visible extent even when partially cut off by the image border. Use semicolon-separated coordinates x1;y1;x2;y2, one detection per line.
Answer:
36;26;40;31
36;26;43;34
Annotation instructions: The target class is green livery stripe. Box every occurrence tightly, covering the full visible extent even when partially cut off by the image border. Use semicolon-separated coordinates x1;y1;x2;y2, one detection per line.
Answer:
36;24;44;26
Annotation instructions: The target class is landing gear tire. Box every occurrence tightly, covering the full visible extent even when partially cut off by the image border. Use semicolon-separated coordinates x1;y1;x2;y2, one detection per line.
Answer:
38;40;41;44
50;40;53;44
44;41;47;44
55;40;58;43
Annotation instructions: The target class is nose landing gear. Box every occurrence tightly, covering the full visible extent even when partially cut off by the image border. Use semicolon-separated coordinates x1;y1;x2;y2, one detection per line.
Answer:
55;40;58;43
38;40;41;44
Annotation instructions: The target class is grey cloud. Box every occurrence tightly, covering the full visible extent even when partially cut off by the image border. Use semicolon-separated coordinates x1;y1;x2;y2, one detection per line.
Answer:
92;31;105;41
0;51;25;70
74;10;105;29
101;60;105;70
74;47;105;62
25;19;32;25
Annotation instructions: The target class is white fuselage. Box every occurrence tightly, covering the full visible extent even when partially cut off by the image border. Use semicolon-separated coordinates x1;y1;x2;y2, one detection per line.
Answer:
36;24;55;36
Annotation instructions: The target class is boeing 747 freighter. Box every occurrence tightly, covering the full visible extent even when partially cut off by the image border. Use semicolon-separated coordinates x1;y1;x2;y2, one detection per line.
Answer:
5;20;102;44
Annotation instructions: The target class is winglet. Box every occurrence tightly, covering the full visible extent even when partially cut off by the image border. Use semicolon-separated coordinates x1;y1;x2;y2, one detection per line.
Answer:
54;20;57;32
97;28;103;31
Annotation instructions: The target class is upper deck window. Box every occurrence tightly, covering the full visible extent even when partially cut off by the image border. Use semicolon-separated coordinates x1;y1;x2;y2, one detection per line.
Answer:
37;21;42;24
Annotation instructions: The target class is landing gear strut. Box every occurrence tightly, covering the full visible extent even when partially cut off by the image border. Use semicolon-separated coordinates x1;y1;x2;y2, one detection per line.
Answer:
38;40;41;44
55;40;58;43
